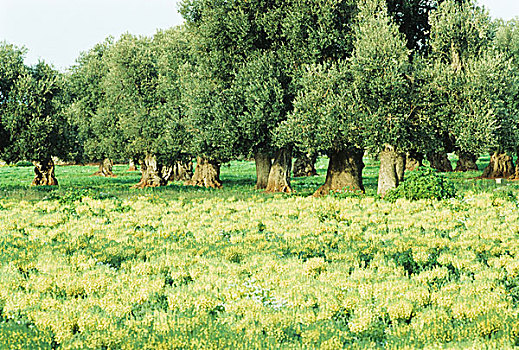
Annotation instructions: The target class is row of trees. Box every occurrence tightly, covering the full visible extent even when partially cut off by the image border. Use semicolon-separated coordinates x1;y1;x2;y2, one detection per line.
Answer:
1;0;519;196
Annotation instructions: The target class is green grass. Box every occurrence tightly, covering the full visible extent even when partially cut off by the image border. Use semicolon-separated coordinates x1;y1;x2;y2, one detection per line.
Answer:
0;154;517;201
0;156;519;348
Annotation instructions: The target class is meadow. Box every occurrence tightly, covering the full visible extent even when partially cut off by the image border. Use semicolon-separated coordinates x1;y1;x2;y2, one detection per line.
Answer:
1;156;519;349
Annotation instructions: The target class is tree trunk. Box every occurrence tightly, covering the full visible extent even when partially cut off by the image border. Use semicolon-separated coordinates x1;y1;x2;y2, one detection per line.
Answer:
185;157;222;189
481;152;515;179
455;152;478;172
313;148;364;197
511;149;519;180
93;158;116;177
133;154;169;188
128;159;137;172
265;147;292;193
406;151;423;171
254;152;272;190
293;153;317;177
171;160;193;182
32;159;58;186
378;145;405;198
427;151;453;172
396;152;406;184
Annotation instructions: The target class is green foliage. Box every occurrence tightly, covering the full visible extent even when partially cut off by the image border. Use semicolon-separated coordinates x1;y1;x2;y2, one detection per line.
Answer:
422;0;519;157
103;34;186;164
44;187;117;205
0;322;54;349
0;171;518;348
385;166;456;201
0;43;27;154
67;29;190;168
233;51;291;156
429;0;494;64
491;188;518;203
1;61;73;165
14;161;33;167
279;61;361;154
180;0;359;162
495;18;519;65
351;0;418;154
66;37;118;163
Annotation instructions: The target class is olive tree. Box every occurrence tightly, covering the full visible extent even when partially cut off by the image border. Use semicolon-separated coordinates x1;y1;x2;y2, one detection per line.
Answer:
154;27;194;182
494;19;519;179
179;0;247;189
279;62;365;196
102;33;188;187
67;38;119;177
232;51;292;190
426;0;517;177
0;43;26;156
2;61;72;185
179;0;358;191
350;0;420;197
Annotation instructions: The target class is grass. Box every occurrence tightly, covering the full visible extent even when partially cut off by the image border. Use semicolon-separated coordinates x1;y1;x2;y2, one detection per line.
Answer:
0;154;517;201
0;155;519;348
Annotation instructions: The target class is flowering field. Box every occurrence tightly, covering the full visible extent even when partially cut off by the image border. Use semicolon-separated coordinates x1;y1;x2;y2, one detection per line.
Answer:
1;173;519;348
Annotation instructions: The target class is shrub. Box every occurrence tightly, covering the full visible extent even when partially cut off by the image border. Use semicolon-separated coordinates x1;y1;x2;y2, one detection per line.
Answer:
385;166;456;202
14;160;33;167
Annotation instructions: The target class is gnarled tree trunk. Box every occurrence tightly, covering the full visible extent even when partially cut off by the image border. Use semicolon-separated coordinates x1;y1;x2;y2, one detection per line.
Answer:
455;152;478;172
32;159;58;186
406;151;423;171
128;159;137;172
481;152;515;179
255;152;272;190
293;153;317;178
133;154;170;188
185;157;222;188
93;158;116;177
427;151;453;172
172;160;193;182
314;148;364;197
378;145;406;198
265;147;292;193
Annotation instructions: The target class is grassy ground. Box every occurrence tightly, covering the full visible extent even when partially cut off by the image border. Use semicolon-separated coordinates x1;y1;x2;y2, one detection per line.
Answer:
0;154;516;201
1;156;519;348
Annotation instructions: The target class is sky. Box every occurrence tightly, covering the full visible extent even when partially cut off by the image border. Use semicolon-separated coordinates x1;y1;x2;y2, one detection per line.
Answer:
0;0;184;70
0;0;518;71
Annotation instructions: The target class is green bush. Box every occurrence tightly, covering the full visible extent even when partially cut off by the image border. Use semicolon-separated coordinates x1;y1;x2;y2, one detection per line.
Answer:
385;166;456;202
14;160;33;167
491;188;517;203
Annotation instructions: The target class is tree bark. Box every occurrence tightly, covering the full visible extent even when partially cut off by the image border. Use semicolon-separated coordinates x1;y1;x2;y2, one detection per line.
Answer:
511;149;519;180
455;152;478;172
133;154;170;188
481;152;515;179
93;158;116;177
313;148;364;197
406;151;423;171
396;152;406;184
254;152;272;190
128;159;137;172
32;159;58;186
171;160;193;182
185;157;222;188
378;145;405;197
427;151;453;172
265;147;292;193
293;153;317;177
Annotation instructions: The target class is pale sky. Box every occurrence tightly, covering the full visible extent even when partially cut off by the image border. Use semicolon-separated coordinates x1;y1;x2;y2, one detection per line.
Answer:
0;0;184;70
0;0;518;71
